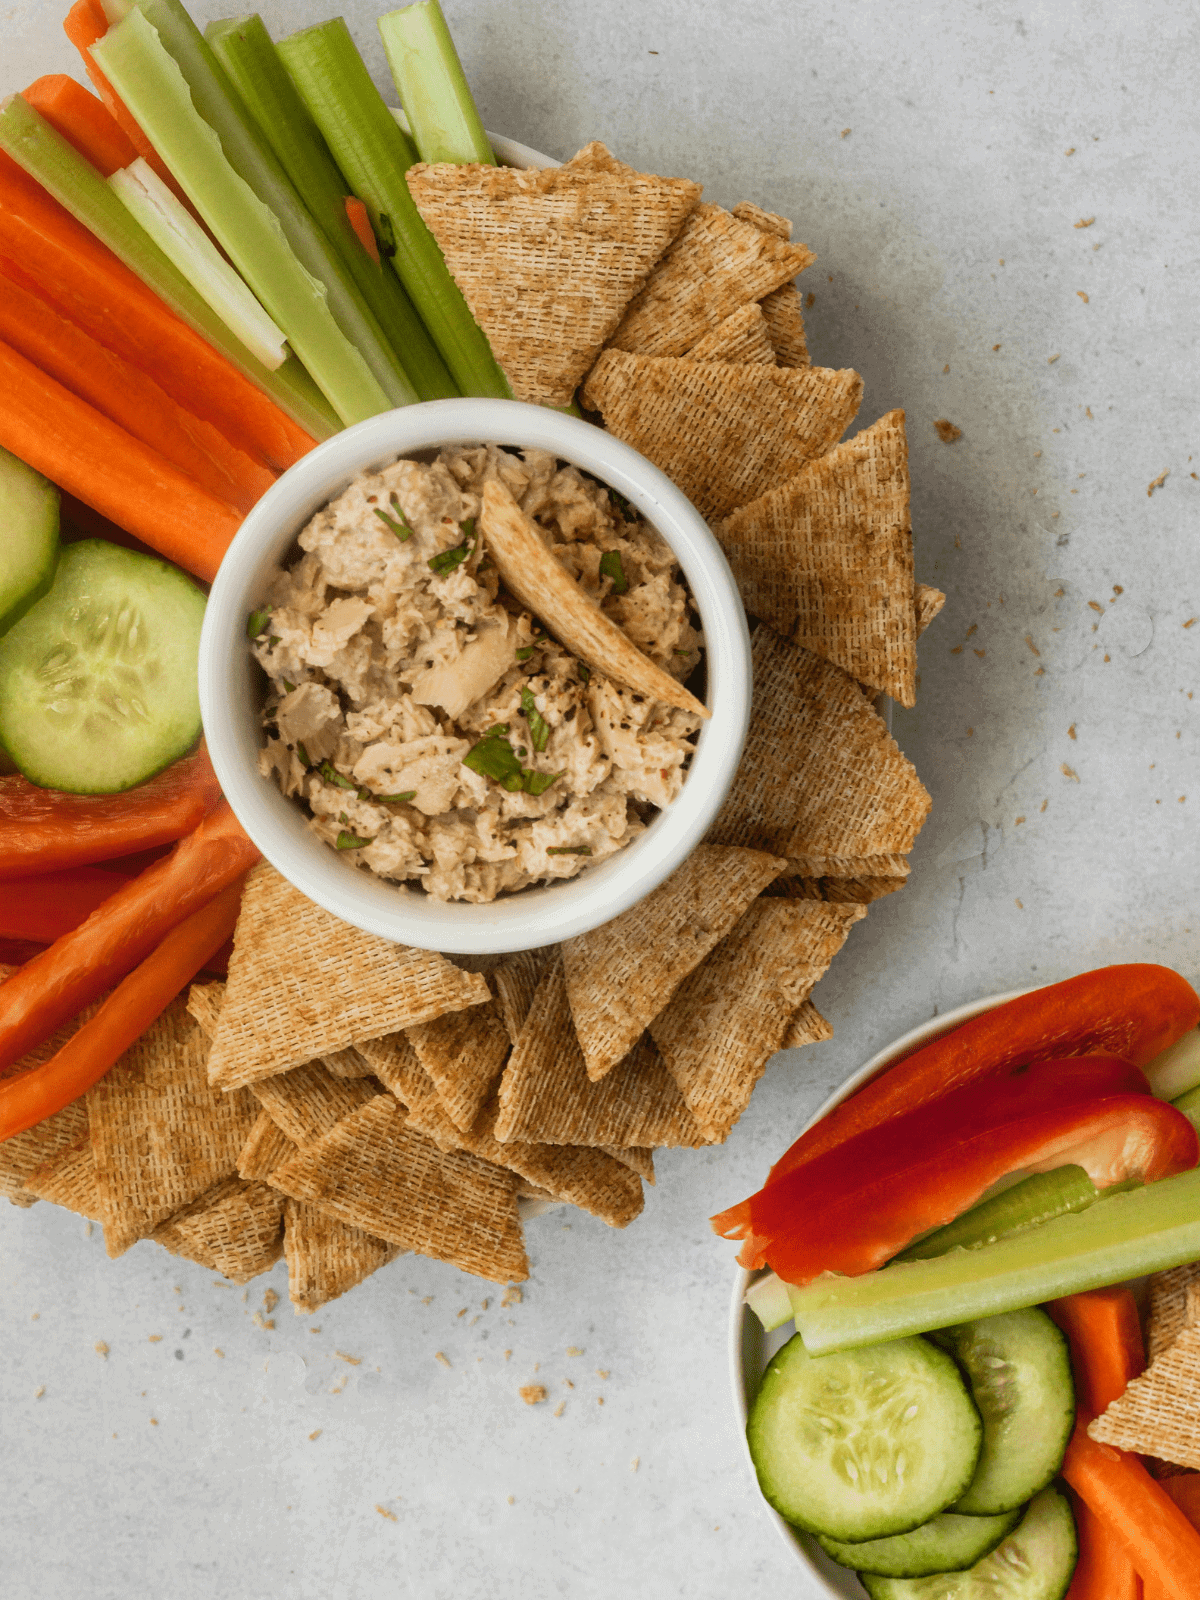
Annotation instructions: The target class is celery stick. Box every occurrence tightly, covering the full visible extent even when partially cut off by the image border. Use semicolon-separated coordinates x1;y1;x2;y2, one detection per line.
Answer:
787;1166;1200;1356
278;19;511;399
1146;1027;1200;1099
110;157;287;370
205;14;456;402
0;93;338;440
94;2;415;421
744;1272;794;1333
377;1;494;166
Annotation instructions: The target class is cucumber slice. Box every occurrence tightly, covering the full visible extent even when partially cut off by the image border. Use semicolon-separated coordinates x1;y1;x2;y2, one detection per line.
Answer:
0;446;59;637
894;1167;1101;1263
0;540;205;793
746;1332;982;1542
860;1486;1077;1599
931;1309;1074;1515
817;1506;1021;1577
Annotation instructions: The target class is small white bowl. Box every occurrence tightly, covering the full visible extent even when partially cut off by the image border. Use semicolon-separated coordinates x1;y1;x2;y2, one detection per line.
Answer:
199;398;752;954
727;988;1030;1597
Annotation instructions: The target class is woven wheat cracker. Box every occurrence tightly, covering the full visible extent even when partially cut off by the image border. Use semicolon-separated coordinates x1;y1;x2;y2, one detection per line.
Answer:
714;411;917;704
492;949;549;1045
915;583;947;638
186;979;224;1040
1089;1323;1200;1469
581;353;862;520
603;1146;656;1184
1149;1262;1200;1361
607;202;813;357
405;1091;644;1228
0;983;104;1206
781;874;909;905
321;1048;374;1080
355;1031;437;1105
250;1059;380;1147
495;953;708;1147
687;302;775;365
406;1000;512;1132
730;200;792;240
269;1095;529;1283
563;844;787;1080
238;1111;297;1181
87;996;258;1258
780;997;835;1052
406;144;699;406
786;852;911;879
284;1198;397;1313
759;284;810;367
708;626;931;860
23;1135;105;1220
652;901;865;1138
206;863;489;1089
154;1176;285;1284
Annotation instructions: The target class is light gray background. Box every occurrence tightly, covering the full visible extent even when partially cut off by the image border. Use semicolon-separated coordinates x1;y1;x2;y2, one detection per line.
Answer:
3;1;1198;1594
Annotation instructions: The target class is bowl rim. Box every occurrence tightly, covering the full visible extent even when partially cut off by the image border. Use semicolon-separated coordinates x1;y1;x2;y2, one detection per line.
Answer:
726;986;1033;1597
199;397;752;954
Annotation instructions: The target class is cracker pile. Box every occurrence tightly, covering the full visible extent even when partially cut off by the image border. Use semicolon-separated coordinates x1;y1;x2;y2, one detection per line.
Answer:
2;141;945;1313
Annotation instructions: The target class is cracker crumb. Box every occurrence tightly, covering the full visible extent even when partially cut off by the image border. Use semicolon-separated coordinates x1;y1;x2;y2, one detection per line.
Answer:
564;1379;574;1389
966;727;974;737
950;646;963;655
1068;724;1077;739
150;1418;158;1426
1015;817;1025;826
631;1456;640;1472
1077;291;1089;303
943;363;950;373
456;1307;468;1318
214;1348;224;1358
1035;667;1045;677
480;1299;489;1311
262;1289;279;1314
1183;618;1196;630
501;1287;522;1307
375;1505;398;1522
504;1349;512;1361
34;1386;45;1399
596;1369;610;1379
94;1341;108;1359
310;1326;321;1333
934;419;962;443
1088;600;1104;613
554;1401;566;1417
148;1335;162;1343
435;1352;451;1368
1148;469;1169;497
840;127;851;138
309;1430;322;1441
1074;217;1095;228
1062;764;1080;782
334;1351;362;1365
597;1396;605;1406
252;1312;274;1330
422;1296;433;1306
1113;585;1123;594
1181;797;1187;804
507;1495;515;1504
566;1346;585;1357
1015;899;1024;909
806;292;815;308
973;649;985;659
1025;635;1040;656
520;1384;548;1405
1048;353;1061;364
30;1313;38;1321
1065;147;1075;155
992;344;1001;352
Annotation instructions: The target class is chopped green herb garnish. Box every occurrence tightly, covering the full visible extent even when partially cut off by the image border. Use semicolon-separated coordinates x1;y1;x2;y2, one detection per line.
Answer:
336;830;372;850
675;647;692;656
375;790;417;804
374;491;412;540
524;768;563;797
515;646;534;661
547;845;592;856
296;742;311;768
578;663;591;684
283;679;297;693
520;686;551;752
609;488;634;518
599;550;628;594
462;724;562;794
247;606;271;639
317;760;356;790
428;520;475;576
338;811;348;823
267;635;281;647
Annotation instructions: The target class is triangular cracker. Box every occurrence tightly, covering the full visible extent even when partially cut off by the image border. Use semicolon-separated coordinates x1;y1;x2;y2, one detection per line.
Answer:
707;626;931;859
355;1031;438;1105
915;582;946;638
714;411;917;704
185;979;225;1040
562;844;788;1080
283;1199;397;1312
602;1146;656;1185
238;1111;297;1180
268;1096;529;1284
250;1059;380;1146
730;201;792;240
1090;1323;1200;1469
687;302;776;365
23;1134;105;1220
406;143;700;406
778;873;908;905
786;853;910;879
321;1047;374;1079
1149;1263;1200;1361
87;996;258;1258
607;202;813;357
492;948;549;1045
206;863;489;1090
650;901;864;1139
780;997;835;1052
405;1001;511;1132
581;353;862;520
495;953;708;1147
758;283;810;368
154;1176;285;1284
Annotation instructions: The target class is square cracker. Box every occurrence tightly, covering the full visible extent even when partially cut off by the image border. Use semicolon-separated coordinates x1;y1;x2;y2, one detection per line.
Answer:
562;844;788;1080
492;948;549;1045
321;1048;374;1080
87;996;258;1258
714;410;917;705
205;863;489;1090
1149;1262;1200;1362
758;283;810;368
708;625;931;860
607;202;814;357
283;1199;397;1313
581;353;862;521
495;953;708;1148
250;1060;380;1147
406;142;700;407
650;901;864;1140
0;981;104;1207
1089;1322;1200;1469
238;1111;297;1181
686;302;776;365
154;1176;285;1284
269;1095;529;1284
405;1001;512;1132
730;200;792;240
355;1031;438;1105
780;997;835;1052
23;1135;106;1221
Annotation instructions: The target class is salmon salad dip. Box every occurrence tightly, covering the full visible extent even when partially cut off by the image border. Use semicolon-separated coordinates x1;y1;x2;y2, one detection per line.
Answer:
250;444;705;903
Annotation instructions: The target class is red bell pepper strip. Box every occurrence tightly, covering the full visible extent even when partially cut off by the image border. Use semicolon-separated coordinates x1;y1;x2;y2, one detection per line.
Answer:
0;877;245;1143
0;800;258;1072
0;865;139;943
714;1057;1198;1281
763;965;1199;1189
0;746;221;881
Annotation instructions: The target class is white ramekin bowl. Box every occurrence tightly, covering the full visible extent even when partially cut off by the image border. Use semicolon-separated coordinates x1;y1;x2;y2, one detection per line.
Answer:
727;989;1029;1597
199;398;752;954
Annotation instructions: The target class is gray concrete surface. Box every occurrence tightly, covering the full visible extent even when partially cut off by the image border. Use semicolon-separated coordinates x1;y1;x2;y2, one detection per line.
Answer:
3;0;1198;1594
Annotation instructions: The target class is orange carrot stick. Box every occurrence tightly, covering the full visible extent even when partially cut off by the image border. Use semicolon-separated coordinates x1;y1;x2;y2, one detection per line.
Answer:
0;336;242;579
21;74;135;177
0;801;258;1073
1162;1476;1200;1531
345;195;380;264
1063;1423;1200;1600
0;151;315;472
0;267;274;515
0;877;245;1142
1049;1287;1147;1416
1067;1495;1143;1600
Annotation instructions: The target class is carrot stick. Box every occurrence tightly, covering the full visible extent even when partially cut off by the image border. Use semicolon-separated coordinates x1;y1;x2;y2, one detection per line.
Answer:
0;746;221;880
1067;1494;1143;1600
0;267;274;515
0;877;245;1142
1049;1287;1147;1415
0;336;242;579
1063;1422;1200;1600
0;151;315;472
21;74;135;177
1162;1476;1200;1531
0;800;258;1073
345;195;380;264
0;866;140;944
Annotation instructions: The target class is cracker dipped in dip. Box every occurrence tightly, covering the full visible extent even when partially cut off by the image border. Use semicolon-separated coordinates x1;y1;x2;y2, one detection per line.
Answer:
251;444;705;902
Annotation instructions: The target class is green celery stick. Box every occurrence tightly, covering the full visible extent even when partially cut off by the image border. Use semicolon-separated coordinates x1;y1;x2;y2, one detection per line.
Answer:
278;18;511;399
205;13;456;401
744;1272;794;1333
1146;1026;1200;1099
0;93;338;440
377;1;494;165
787;1165;1200;1356
892;1166;1102;1263
93;2;415;422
